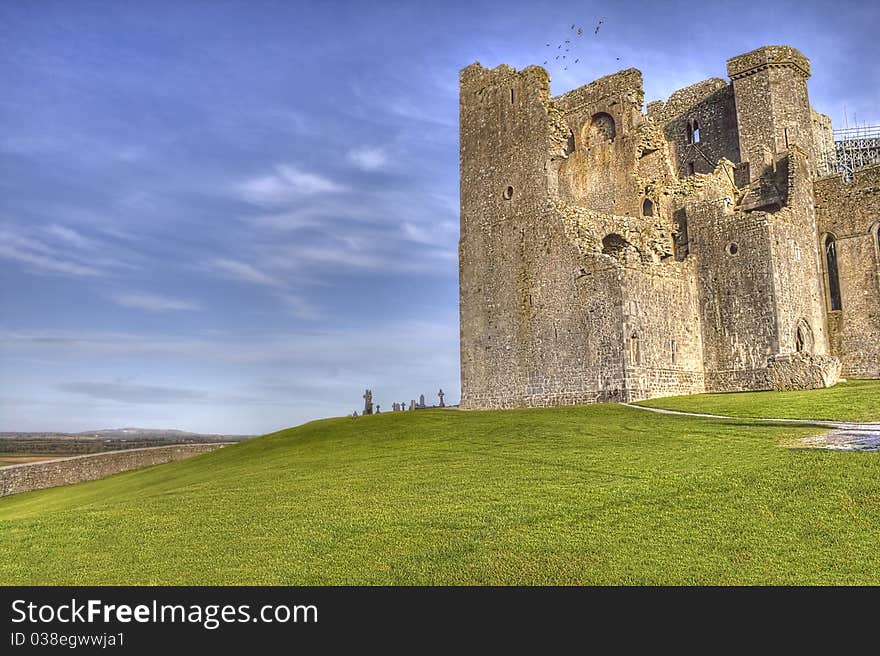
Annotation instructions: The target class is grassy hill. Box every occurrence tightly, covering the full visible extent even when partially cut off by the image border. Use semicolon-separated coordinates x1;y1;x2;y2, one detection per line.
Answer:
638;379;880;422
1;384;879;585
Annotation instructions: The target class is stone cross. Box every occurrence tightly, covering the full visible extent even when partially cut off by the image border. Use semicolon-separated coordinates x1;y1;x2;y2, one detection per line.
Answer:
438;388;445;407
376;405;380;413
392;402;400;412
363;388;373;415
419;394;426;408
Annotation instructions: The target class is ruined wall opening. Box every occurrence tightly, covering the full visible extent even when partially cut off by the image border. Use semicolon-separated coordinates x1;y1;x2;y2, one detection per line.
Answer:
642;197;654;217
687;119;700;144
503;185;514;200
564;129;575;155
823;233;842;311
795;319;814;354
588;112;616;145
602;233;633;259
673;210;689;261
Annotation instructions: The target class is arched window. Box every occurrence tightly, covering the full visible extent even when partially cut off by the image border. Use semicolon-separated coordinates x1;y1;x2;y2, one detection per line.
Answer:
588;112;616;144
630;332;640;366
824;234;842;311
692;119;700;144
642;197;654;217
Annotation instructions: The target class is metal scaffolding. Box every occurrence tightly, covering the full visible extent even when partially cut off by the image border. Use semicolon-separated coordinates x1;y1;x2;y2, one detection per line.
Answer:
834;125;880;180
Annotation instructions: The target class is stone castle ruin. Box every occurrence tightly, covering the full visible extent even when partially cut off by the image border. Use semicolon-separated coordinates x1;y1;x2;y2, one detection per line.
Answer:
459;45;880;409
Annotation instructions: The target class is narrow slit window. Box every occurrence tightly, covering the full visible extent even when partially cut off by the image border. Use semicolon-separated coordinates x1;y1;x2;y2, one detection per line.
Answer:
824;235;842;311
630;333;640;366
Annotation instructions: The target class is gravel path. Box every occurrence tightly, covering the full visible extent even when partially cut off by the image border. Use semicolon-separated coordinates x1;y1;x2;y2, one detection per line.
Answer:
623;403;880;452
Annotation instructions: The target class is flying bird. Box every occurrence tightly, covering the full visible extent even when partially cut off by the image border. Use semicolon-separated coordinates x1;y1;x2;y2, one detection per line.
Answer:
574;58;579;63
595;18;604;34
577;27;583;36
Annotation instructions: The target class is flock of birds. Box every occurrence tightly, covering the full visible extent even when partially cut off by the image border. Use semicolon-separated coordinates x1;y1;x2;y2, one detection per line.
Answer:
542;18;620;72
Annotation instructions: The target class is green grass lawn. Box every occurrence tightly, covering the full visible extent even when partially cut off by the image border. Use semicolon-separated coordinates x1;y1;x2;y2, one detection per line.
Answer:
637;379;880;422
1;396;879;585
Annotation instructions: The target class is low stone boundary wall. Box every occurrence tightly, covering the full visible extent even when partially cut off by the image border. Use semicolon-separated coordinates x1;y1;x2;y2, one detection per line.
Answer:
0;443;227;498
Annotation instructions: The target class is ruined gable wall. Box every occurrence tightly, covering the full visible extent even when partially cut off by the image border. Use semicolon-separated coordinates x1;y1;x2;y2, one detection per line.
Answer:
551;69;646;216
814;165;880;377
650;79;741;178
812;109;835;176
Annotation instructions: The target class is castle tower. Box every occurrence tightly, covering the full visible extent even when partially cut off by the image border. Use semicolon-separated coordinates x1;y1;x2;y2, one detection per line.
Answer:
459;63;568;408
727;46;815;181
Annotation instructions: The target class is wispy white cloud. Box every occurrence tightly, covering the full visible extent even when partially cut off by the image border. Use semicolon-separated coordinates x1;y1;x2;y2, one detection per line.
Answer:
239;165;346;205
110;292;201;312
207;258;279;286
0;228;101;276
347;146;388;171
44;224;97;250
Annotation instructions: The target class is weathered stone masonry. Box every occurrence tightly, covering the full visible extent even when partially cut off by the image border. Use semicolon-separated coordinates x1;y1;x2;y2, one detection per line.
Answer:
459;45;877;409
0;443;225;497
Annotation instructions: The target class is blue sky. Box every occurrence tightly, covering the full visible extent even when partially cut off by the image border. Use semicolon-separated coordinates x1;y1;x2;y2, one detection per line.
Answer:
1;0;877;434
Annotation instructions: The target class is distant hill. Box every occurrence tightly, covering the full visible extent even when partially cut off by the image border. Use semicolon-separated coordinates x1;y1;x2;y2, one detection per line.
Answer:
0;427;253;455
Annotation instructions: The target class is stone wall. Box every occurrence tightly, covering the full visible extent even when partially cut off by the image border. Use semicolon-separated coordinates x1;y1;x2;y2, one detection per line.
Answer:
814;164;880;377
0;443;226;497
